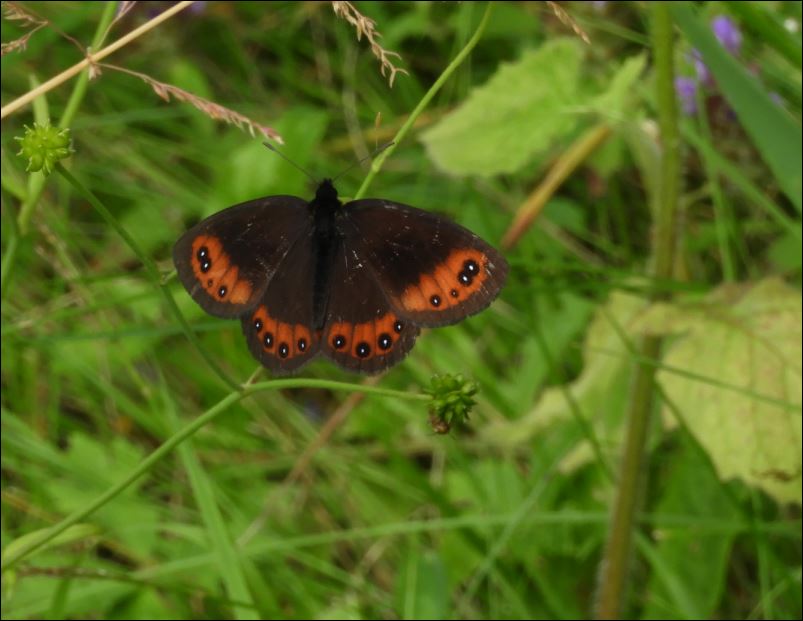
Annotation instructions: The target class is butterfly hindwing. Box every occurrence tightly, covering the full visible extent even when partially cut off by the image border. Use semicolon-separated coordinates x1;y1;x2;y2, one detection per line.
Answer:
342;200;508;327
322;242;420;374
173;196;310;318
240;230;321;374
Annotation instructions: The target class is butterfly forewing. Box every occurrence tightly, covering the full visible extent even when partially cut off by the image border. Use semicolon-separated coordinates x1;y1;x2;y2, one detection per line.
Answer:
173;196;310;318
342;200;508;327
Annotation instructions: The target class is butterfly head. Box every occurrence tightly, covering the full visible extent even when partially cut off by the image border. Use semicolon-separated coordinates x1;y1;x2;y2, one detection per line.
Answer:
313;178;340;210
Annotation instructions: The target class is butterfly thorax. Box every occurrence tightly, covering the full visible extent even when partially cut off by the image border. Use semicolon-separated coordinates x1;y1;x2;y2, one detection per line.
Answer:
312;178;340;209
309;179;344;329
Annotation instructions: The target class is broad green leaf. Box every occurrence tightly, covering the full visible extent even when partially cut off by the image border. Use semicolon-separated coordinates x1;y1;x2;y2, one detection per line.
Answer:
421;39;584;176
591;53;647;119
639;279;802;505
643;441;739;619
669;2;803;213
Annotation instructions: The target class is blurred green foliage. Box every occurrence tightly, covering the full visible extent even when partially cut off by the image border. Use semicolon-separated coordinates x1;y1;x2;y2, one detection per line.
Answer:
1;2;800;619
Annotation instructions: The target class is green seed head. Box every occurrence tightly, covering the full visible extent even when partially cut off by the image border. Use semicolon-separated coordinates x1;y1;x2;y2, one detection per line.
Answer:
15;122;73;175
425;373;478;434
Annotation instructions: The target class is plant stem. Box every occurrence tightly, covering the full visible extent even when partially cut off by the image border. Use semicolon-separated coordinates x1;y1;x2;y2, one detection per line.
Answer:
594;4;682;618
55;164;241;392
4;2;118;300
354;2;493;199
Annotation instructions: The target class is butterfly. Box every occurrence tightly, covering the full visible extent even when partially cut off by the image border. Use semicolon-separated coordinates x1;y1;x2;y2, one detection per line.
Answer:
173;178;508;374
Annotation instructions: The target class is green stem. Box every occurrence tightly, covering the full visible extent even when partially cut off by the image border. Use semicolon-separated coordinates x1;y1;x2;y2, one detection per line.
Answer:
0;379;427;571
16;2;116;236
59;1;119;129
354;2;493;199
55;163;241;391
594;4;682;618
0;215;20;299
2;3;117;301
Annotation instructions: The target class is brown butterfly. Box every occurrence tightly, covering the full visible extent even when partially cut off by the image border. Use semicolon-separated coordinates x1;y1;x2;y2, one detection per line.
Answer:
173;179;508;374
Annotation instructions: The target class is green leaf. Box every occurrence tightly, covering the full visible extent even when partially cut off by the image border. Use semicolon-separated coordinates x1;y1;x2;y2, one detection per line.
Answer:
640;279;802;505
590;53;647;118
1;524;99;568
669;2;803;213
397;549;450;620
421;39;584;176
725;1;802;70
643;441;739;619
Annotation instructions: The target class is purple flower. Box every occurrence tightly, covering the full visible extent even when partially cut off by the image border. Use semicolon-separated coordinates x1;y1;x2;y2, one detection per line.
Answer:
675;77;698;116
712;15;742;55
690;50;712;85
682;16;743;105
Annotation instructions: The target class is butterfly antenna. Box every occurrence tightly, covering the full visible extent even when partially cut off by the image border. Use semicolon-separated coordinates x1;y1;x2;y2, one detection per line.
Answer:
262;142;317;183
332;141;395;182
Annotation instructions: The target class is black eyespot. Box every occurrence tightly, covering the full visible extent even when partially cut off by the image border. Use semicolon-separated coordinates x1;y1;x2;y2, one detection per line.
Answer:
430;295;441;307
464;259;480;274
394;321;403;333
200;260;211;273
458;271;473;286
333;335;346;349
254;318;263;331
218;286;227;298
197;246;209;260
356;342;371;358
378;334;392;351
298;338;307;352
450;289;459;298
279;343;289;358
264;332;274;348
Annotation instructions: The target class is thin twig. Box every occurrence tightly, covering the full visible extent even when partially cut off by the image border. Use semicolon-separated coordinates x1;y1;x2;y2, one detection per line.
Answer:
1;1;194;119
546;1;591;45
2;1;47;56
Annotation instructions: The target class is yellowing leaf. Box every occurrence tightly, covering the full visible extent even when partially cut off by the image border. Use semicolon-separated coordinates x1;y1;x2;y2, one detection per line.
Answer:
481;289;646;463
653;279;802;505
